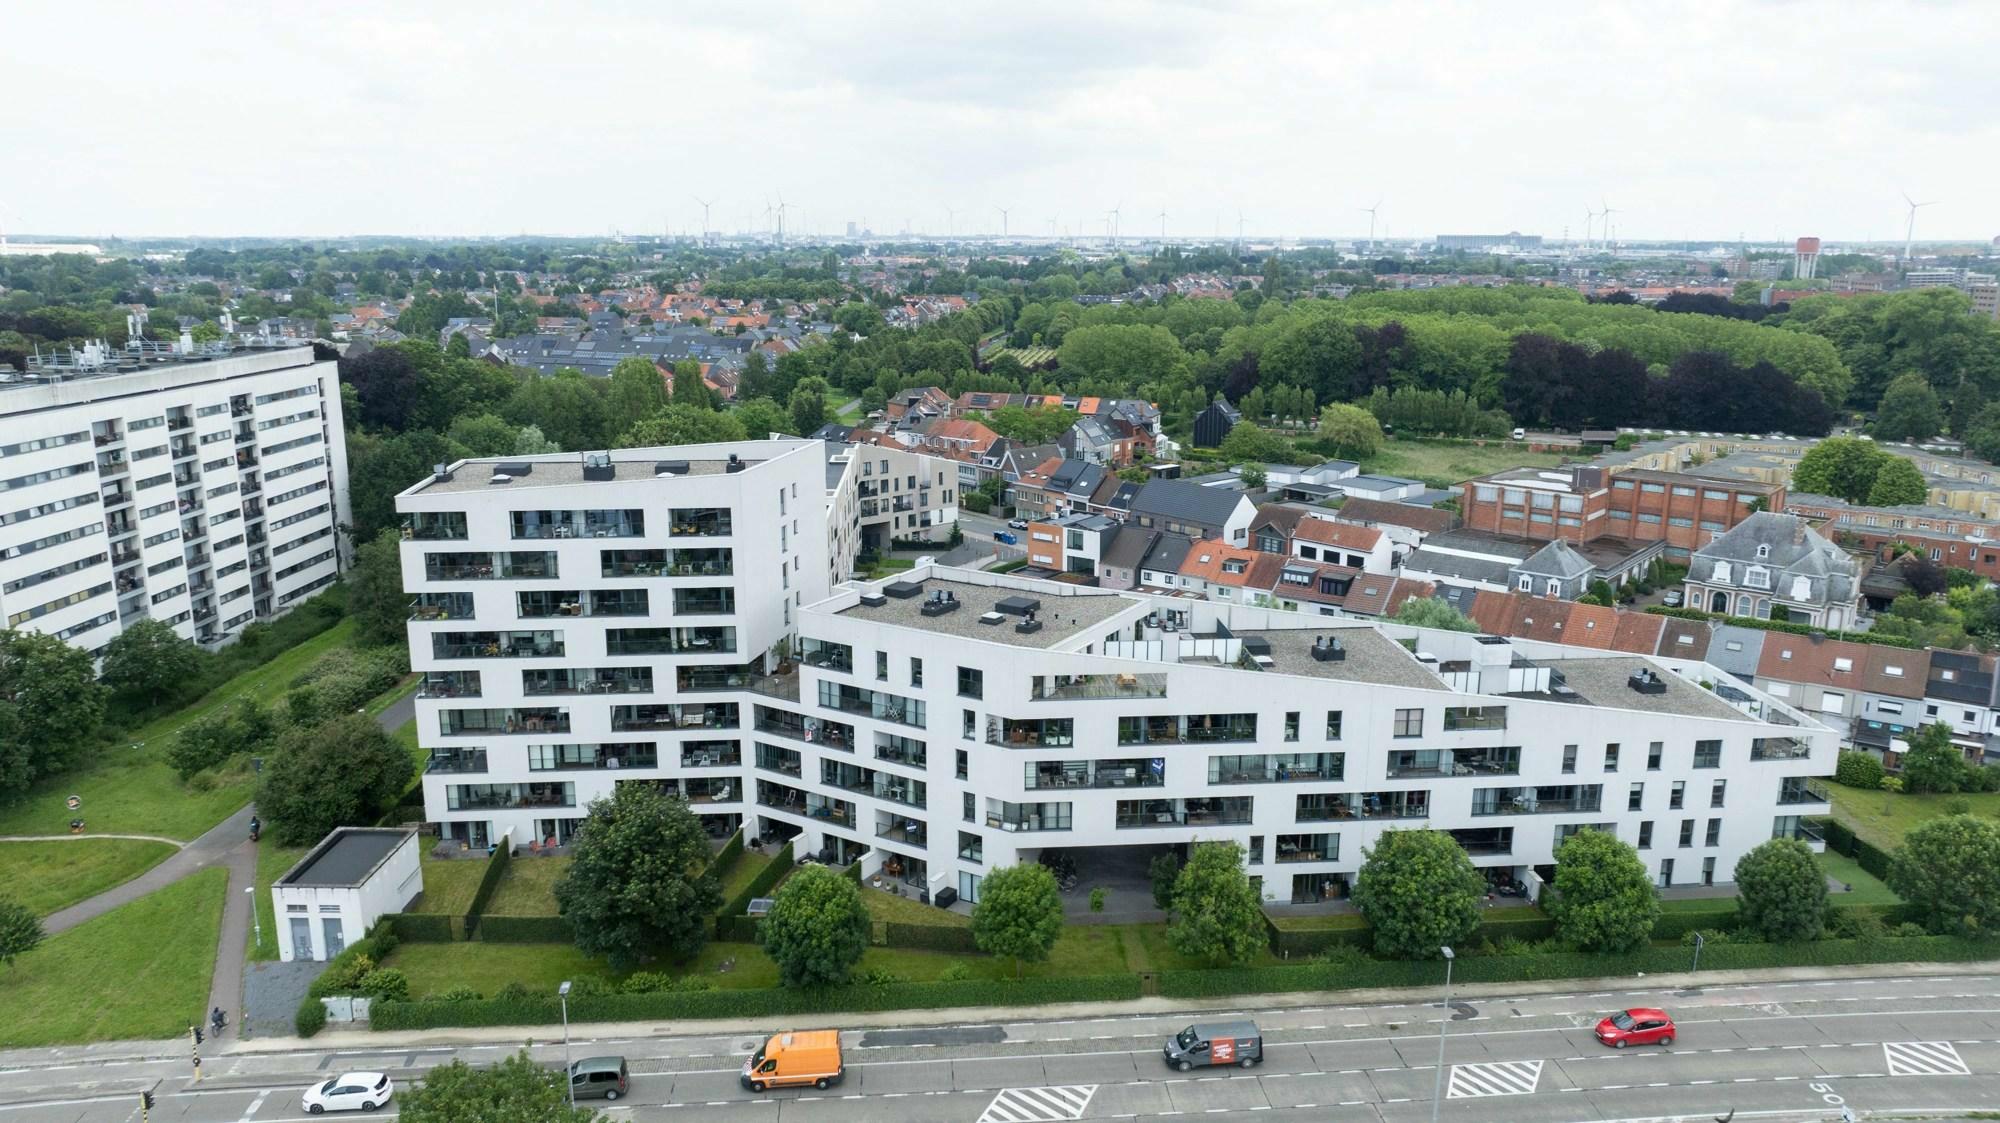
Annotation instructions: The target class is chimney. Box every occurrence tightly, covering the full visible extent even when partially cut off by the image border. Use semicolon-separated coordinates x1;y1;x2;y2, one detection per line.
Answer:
1792;518;1806;546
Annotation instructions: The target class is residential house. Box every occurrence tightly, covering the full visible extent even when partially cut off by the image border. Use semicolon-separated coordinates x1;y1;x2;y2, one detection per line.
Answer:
1192;400;1241;448
1291;518;1395;574
1508;540;1597;600
1684;512;1861;629
1128;480;1257;545
1135;533;1197;594
1177;543;1285;604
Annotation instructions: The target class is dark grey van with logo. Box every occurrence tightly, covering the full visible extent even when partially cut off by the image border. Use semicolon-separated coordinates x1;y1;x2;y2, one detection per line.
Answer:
1164;1020;1262;1070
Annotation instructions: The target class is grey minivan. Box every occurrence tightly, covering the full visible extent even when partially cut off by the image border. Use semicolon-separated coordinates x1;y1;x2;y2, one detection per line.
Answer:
1163;1020;1263;1070
569;1056;629;1100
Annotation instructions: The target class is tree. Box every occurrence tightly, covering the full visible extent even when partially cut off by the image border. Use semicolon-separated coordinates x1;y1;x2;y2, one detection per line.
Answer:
1834;750;1886;789
1316;403;1384;459
553;783;721;969
1148;850;1182;911
1890;813;2000;935
833;302;885;336
398;1052;603;1123
501;370;612;452
1548;829;1659;953
1218;422;1290;464
0;900;42;967
734;397;795;438
1873;371;1945;442
606;357;670;434
985;405;1076;445
1392;596;1479;632
1789;437;1890;503
345;529;408;648
1166;842;1265;967
616;405;748;449
1239;464;1266;489
1732;837;1828;942
0;629;107;796
759;864;871;987
97;618;203;707
972;863;1064;977
257;713;412;846
789;385;827;434
671;360;718;411
447;412;523;457
168;698;275;780
1899;722;1970;794
1351;830;1484;959
1866;454;1930;507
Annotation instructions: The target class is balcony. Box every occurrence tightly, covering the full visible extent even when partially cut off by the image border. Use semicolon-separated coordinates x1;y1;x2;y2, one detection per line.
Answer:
424;552;559;581
399;512;470;540
612;703;739;732
418;672;482;700
511;510;645;540
877;817;927;848
799;638;854;674
1471;785;1604;817
1386;746;1521;780
1116;797;1253;829
1030;673;1169;702
1442;706;1508;732
755;707;853;750
1299;792;1432;821
524;668;653;696
874;734;928;770
755;744;803;778
1208;753;1343;785
680;741;740;768
1448;827;1514;856
1751;737;1813;762
605;626;734;656
446;782;574;811
410;593;474;621
439;708;569;737
530;744;657;771
517;590;649;618
1117;714;1257;746
425;749;489;775
431;631;563;660
669;509;733;537
1777;778;1833;806
988;718;1074;748
818;682;926;728
1027;759;1164;790
683;776;739;805
673;588;736;615
986;800;1072;833
1275;833;1339;863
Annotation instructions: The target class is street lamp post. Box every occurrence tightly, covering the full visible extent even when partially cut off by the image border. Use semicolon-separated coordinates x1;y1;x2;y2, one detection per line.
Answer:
1430;946;1456;1123
244;886;261;952
559;980;573;1107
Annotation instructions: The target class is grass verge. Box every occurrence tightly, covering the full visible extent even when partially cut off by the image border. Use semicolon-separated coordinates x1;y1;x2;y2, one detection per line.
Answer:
862;885;970;926
486;856;569;916
0;867;226;1046
1828;782;2000;852
0;839;179;917
249;837;310;961
1818;851;1901;905
410;855;491;916
1361;438;1574;489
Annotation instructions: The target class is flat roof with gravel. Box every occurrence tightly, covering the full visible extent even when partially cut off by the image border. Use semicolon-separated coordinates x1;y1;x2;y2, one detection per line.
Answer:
1235;627;1445;690
1534;656;1756;722
837;579;1136;650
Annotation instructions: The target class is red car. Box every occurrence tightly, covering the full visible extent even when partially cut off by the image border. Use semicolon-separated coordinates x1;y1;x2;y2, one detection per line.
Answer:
1595;1008;1675;1048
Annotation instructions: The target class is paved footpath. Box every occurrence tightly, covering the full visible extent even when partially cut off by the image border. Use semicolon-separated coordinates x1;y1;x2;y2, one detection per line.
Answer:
42;806;255;936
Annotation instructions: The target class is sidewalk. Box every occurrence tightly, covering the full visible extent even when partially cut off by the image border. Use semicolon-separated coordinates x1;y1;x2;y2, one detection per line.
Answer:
217;956;2000;1057
43;805;255;936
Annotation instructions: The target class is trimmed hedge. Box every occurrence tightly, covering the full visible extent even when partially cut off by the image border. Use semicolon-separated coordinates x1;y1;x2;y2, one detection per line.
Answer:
381;912;458;943
718;915;760;943
479;914;574;943
1470;911;1558;946
1160;935;2000;999
1854;835;1894;881
371;973;1143;1030
1642;606;1918;648
884;922;979;953
1653;907;1740;941
842;862;863;885
1263;910;1556;958
464;841;512;938
710;828;745;880
1819;817;1857;857
717;841;793;939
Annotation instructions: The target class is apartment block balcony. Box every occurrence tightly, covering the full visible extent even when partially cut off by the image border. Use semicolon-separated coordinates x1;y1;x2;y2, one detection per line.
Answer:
669;508;733;537
1029;673;1168;703
1776;777;1833;806
439;707;569;737
1117;714;1257;746
410;592;474;621
1750;737;1813;762
680;740;740;768
1207;753;1343;785
1116;796;1253;829
1027;758;1164;790
400;512;468;541
446;782;574;811
418;671;482;700
523;668;653;696
756;707;852;750
431;631;564;660
528;744;657;771
1297;791;1432;821
1275;832;1339;863
612;702;739;732
425;748;489;775
1470;785;1604;817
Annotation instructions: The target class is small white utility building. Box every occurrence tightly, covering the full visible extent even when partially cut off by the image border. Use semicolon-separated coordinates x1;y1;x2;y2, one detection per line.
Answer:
273;827;422;962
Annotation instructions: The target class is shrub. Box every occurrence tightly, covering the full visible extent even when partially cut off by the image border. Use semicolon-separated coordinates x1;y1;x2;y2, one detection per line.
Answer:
619;972;673;995
939;963;974;982
883;922;979;953
1550;831;1659;952
973;864;1066;976
295;996;327;1037
432;985;482;1002
1948;797;1974;815
761;865;872;988
1352;830;1484;960
1734;838;1829;942
564;976;614;998
1890;814;2000;935
495;982;533;1001
1834;751;1885;789
1089;887;1106;913
357;969;410;1002
312;954;375;998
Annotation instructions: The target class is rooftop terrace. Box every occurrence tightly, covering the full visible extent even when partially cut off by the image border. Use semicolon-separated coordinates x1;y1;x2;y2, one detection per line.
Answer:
836;578;1134;650
1233;627;1443;690
414;455;759;494
1530;655;1754;722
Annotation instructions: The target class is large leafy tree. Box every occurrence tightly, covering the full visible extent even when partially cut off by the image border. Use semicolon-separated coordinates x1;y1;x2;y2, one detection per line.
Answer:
1873;371;1945;442
1891;813;2000;935
1392;597;1479;632
1316;404;1383;459
1899;722;1970;794
399;1052;602;1123
553;783;721;969
759;865;871;987
616;405;749;449
1166;842;1265;967
97;618;203;707
257;713;413;846
502;370;612;452
0;629;107;797
1352;830;1483;960
606;357;670;435
788;384;828;435
1789;437;1890;503
1866;454;1930;507
1548;829;1659;952
733;397;795;438
971;863;1064;976
1732;837;1827;942
345;529;408;648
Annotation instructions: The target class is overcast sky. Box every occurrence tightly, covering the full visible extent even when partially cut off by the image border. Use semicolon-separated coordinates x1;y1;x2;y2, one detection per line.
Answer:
3;1;1994;244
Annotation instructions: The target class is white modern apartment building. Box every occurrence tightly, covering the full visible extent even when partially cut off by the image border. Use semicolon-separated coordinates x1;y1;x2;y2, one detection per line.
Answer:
0;341;350;654
400;441;1835;905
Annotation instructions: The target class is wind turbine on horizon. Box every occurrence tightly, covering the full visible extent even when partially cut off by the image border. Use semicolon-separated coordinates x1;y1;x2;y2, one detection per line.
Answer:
1107;204;1121;247
1903;192;1939;264
691;196;714;242
1358;199;1382;252
1158;210;1168;241
996;206;1009;238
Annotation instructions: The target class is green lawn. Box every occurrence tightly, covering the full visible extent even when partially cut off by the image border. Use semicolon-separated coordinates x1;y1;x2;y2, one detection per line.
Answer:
0;867;226;1046
249;837;310;961
0;622;357;841
1818;851;1901;905
0;839;178;917
1827;783;2000;851
1125;924;1282;971
486;856;569;916
1361;438;1574;489
716;850;774;908
861;885;970;926
410;855;491;916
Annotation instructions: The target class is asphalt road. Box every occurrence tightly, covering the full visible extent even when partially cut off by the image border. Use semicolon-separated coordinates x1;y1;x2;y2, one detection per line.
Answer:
6;972;2000;1121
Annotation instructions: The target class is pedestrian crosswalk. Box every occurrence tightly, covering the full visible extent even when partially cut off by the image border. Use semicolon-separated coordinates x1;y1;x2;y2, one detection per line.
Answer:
1884;1041;1970;1077
1447;1059;1544;1098
978;1084;1099;1123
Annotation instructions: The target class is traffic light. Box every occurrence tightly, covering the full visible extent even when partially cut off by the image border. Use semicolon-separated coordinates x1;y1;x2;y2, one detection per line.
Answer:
192;1025;203;1045
141;1091;155;1109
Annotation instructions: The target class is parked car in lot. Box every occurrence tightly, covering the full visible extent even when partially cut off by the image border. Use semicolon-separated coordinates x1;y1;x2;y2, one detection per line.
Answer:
1662;590;1683;607
570;1056;629;1100
302;1073;393;1113
1163;1019;1263;1070
1595;1008;1675;1048
742;1030;845;1091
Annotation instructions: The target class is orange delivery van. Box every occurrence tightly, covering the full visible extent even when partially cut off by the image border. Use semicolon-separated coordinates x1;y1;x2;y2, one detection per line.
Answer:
741;1030;846;1091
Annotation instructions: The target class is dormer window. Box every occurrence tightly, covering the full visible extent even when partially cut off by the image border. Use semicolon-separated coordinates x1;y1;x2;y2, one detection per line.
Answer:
1833;657;1853;672
1223;560;1246;574
1713;561;1732;583
1791;575;1812;600
1545;579;1561;596
1518;576;1533;592
1756;544;1770;559
1745;566;1770;589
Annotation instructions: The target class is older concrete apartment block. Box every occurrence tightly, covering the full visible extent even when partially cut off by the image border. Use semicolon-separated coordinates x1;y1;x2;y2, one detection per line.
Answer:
400;441;1833;902
0;343;350;654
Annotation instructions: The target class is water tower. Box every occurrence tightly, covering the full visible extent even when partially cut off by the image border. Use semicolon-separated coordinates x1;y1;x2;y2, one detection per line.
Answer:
1794;236;1822;280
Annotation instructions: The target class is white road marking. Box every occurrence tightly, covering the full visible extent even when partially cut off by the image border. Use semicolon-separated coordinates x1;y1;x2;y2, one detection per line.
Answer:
1447;1059;1543;1098
978;1084;1098;1123
1884;1040;1971;1076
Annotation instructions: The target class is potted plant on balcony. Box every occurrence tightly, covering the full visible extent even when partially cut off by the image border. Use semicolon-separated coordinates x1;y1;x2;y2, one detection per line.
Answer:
770;637;795;676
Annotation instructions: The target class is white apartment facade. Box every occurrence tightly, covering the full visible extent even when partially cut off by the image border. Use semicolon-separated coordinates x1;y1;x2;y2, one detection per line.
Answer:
398;435;1835;903
0;342;349;654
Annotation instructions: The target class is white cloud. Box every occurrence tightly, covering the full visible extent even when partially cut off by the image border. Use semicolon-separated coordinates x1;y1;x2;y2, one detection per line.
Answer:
1;0;1994;241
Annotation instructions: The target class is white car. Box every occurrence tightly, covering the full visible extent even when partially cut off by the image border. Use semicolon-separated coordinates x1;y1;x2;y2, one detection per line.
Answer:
1007;519;1029;530
303;1073;393;1113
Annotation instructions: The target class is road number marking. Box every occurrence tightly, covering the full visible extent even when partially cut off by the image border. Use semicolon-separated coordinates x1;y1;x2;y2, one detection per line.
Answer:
1447;1059;1543;1098
979;1084;1099;1122
1883;1041;1970;1076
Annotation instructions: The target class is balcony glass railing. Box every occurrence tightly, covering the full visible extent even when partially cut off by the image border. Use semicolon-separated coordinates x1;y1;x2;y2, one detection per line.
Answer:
1751;737;1813;762
669;509;733;537
1030;674;1168;702
432;631;563;659
410;593;474;621
756;708;853;750
986;801;1072;832
425;749;488;774
681;741;740;768
1777;778;1832;805
1117;715;1257;745
988;718;1073;747
439;708;569;737
612;703;739;731
418;672;482;699
446;782;574;810
1470;786;1603;816
1386;747;1520;779
528;744;657;771
1208;753;1343;784
1026;759;1164;790
1275;833;1339;863
1115;798;1254;829
523;669;653;696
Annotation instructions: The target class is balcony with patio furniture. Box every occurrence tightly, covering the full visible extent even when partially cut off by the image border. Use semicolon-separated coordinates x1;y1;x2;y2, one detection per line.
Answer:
612;702;739;731
1207;753;1344;785
410;592;475;621
1114;796;1253;829
419;671;483;700
439;707;570;737
1470;785;1603;817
